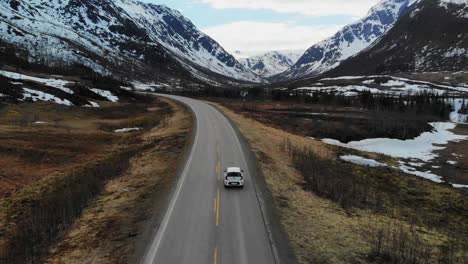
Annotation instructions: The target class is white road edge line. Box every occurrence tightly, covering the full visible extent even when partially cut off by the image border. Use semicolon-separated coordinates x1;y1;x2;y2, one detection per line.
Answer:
141;96;200;264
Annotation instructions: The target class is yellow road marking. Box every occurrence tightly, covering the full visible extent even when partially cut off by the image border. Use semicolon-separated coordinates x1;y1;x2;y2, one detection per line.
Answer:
216;143;221;181
216;188;220;226
217;161;221;181
214;246;218;264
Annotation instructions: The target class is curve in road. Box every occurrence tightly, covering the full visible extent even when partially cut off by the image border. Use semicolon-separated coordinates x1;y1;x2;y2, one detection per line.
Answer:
141;94;277;264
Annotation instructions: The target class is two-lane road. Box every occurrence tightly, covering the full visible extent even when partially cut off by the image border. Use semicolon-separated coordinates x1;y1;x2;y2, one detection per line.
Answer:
142;95;277;264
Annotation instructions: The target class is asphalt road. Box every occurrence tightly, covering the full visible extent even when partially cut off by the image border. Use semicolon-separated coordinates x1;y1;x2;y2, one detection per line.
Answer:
141;95;277;264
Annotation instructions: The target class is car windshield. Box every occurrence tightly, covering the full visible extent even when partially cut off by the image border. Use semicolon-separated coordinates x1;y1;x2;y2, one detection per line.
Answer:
226;172;242;178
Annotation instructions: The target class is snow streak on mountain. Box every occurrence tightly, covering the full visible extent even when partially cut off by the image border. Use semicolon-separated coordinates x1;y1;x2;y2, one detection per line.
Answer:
272;0;419;82
0;0;262;83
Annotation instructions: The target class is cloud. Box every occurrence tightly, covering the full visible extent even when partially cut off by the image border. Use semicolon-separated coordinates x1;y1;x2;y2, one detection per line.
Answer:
199;0;379;17
203;21;344;57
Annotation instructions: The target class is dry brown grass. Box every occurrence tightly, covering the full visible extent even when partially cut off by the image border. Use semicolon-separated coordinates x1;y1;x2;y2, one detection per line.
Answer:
0;101;170;197
0;97;191;263
43;97;192;264
208;102;464;264
208;102;372;263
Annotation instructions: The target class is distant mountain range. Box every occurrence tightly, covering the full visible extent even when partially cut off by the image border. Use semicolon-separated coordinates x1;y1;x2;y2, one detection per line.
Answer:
0;0;262;85
239;50;303;78
0;0;466;87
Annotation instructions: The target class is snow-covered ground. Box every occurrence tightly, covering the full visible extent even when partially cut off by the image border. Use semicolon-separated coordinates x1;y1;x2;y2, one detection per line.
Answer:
296;75;468;96
0;70;74;94
22;88;73;106
449;98;468;123
114;127;141;133
398;161;443;183
340;155;387;167
324;122;468;187
324;122;467;162
85;101;100;108
90;88;119;102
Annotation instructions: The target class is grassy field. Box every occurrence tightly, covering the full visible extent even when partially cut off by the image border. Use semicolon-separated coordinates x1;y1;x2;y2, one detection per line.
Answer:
217;100;438;142
44;98;192;264
209;100;467;264
0;98;192;263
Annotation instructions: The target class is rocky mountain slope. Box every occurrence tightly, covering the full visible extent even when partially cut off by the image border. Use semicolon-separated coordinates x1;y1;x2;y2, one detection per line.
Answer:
272;0;418;82
0;0;262;84
239;50;303;78
325;0;468;77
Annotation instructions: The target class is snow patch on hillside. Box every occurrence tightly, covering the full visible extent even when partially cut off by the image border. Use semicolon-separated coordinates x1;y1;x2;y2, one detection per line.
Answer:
114;127;141;133
323;122;468;162
22;88;73;106
90;88;119;102
0;70;74;94
340;155;387;167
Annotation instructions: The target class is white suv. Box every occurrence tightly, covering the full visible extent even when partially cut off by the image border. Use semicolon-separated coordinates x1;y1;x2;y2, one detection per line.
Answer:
224;167;244;188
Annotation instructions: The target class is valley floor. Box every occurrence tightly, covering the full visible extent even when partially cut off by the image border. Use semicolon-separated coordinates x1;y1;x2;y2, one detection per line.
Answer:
208;99;467;264
0;97;192;263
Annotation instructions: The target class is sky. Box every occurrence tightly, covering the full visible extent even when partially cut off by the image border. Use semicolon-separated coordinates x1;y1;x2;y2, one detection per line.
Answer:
142;0;380;58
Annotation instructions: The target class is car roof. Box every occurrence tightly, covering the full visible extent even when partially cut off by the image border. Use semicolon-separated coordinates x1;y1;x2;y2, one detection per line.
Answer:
226;167;242;173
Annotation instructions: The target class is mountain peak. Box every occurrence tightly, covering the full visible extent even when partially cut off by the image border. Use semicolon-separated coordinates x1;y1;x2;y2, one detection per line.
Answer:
272;0;418;82
0;0;262;84
239;50;304;78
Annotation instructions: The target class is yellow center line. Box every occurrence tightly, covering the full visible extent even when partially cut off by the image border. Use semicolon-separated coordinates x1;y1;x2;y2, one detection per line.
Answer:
214;246;218;264
216;188;220;226
217;161;221;181
216;143;221;181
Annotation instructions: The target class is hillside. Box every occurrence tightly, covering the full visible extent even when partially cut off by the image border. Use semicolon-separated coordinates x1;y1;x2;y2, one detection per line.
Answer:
326;0;468;77
271;0;418;82
0;0;262;85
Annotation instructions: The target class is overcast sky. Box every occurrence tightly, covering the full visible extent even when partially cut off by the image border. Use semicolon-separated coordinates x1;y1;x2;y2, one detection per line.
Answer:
142;0;380;57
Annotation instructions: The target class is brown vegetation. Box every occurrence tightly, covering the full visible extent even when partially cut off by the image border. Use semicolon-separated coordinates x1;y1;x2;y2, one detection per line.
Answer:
0;97;192;264
44;98;192;264
216;99;436;142
209;101;467;264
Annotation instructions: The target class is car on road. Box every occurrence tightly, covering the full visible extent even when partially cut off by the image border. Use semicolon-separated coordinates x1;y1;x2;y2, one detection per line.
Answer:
224;167;244;188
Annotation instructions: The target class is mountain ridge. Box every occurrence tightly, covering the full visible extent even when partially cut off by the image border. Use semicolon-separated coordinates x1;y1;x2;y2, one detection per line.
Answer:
271;0;419;82
0;0;263;85
239;50;304;78
323;0;468;77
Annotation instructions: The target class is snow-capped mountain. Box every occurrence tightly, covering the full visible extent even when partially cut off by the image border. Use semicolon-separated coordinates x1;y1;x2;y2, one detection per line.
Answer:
239;50;304;78
326;0;468;76
272;0;418;82
0;0;262;83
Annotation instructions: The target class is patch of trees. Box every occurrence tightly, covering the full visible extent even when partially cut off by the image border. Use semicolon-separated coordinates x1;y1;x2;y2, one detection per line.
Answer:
368;221;463;264
272;89;453;119
284;141;467;263
285;141;374;209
